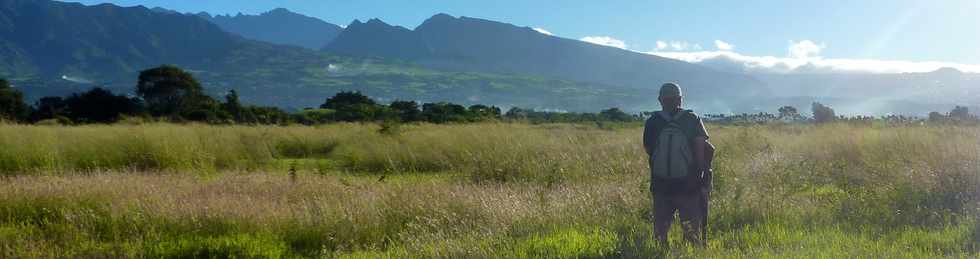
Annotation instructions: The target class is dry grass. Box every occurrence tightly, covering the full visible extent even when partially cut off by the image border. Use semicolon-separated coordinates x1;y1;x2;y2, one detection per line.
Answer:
0;172;645;257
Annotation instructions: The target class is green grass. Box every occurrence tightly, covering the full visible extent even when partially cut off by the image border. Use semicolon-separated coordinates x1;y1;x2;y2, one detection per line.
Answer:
0;122;977;257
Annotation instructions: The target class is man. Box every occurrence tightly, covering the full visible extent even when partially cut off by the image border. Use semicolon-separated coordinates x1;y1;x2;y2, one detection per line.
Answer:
643;82;710;246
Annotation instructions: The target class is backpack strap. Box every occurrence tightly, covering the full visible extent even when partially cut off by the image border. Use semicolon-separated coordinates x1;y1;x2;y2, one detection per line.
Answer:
657;110;691;123
657;111;672;121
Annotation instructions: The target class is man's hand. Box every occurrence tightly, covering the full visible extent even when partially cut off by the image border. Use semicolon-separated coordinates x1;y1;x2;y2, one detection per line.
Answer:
696;163;709;173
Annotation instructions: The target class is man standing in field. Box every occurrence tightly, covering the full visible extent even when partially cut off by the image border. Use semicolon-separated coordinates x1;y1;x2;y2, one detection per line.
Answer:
643;82;711;247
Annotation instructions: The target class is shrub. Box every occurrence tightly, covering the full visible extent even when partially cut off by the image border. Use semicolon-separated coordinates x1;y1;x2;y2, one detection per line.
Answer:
63;88;143;123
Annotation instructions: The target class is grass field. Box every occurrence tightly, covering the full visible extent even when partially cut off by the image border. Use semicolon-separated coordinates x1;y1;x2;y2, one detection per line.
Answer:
0;122;978;258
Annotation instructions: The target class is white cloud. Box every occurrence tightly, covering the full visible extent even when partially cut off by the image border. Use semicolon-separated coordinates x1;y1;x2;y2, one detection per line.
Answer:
714;40;734;51
660;41;701;51
580;36;627;49
669;41;688;51
788;40;825;59
532;27;553;36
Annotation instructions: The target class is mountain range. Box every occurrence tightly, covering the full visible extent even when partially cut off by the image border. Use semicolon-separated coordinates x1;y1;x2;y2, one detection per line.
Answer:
1;0;976;115
325;14;769;101
0;0;663;111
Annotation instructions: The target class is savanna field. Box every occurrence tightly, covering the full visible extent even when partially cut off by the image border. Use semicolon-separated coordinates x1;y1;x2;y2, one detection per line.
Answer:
0;122;978;258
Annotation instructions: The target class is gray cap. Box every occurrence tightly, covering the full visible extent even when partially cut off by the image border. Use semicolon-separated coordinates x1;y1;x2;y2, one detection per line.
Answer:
659;83;682;97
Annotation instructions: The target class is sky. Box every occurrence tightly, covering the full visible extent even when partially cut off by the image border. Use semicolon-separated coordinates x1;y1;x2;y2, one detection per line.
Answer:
67;0;980;73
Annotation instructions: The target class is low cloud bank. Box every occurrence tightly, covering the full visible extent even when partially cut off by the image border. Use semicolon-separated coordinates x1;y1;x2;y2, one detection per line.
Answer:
647;40;980;74
577;36;980;74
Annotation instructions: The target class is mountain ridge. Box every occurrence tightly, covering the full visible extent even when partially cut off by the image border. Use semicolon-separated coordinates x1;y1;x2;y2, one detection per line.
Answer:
196;8;344;49
0;0;236;79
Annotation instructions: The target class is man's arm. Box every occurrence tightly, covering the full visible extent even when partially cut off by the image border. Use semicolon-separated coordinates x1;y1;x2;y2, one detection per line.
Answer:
693;136;708;170
643;118;655;156
692;114;710;171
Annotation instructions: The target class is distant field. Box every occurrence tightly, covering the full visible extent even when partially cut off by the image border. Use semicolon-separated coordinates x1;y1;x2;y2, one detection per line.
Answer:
0;123;977;257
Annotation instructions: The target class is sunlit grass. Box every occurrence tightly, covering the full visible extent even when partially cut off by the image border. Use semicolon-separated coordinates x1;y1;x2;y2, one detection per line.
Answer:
0;122;977;257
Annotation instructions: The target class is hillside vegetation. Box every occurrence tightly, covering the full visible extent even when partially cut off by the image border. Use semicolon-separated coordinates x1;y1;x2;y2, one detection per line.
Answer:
0;122;977;257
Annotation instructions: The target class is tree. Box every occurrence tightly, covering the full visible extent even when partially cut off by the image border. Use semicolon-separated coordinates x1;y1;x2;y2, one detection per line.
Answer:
320;91;376;110
811;102;836;123
949;106;974;121
64;87;143;123
599;107;633;122
422;102;469;123
189;102;226;122
136;65;210;119
390;100;422;122
505;107;531;120
32;96;68;122
0;79;30;122
467;104;501;121
778;106;800;120
319;91;383;122
928;111;946;123
223;89;243;121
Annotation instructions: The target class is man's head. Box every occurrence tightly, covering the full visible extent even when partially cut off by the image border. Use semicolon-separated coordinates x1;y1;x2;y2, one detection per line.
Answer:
658;82;682;111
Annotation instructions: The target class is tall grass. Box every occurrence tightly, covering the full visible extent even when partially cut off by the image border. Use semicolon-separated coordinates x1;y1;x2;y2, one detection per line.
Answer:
0;123;642;181
0;123;978;257
331;123;642;182
0;123;365;174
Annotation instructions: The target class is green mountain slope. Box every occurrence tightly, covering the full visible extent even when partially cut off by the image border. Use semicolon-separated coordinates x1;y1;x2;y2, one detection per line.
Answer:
0;0;657;111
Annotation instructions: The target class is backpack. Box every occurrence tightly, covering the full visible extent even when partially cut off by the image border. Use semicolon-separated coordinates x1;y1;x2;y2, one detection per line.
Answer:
650;111;694;180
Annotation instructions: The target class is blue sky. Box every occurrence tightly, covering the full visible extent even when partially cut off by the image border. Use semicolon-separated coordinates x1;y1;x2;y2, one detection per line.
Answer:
68;0;980;73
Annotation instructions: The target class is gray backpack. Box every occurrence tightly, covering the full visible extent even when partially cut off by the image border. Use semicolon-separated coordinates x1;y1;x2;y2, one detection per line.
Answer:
650;111;693;179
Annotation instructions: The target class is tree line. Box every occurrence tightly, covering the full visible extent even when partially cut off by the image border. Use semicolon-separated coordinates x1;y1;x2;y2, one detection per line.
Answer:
0;65;637;125
705;102;980;126
3;65;976;126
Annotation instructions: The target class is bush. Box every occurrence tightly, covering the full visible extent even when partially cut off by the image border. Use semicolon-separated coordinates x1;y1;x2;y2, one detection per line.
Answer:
63;88;143;123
